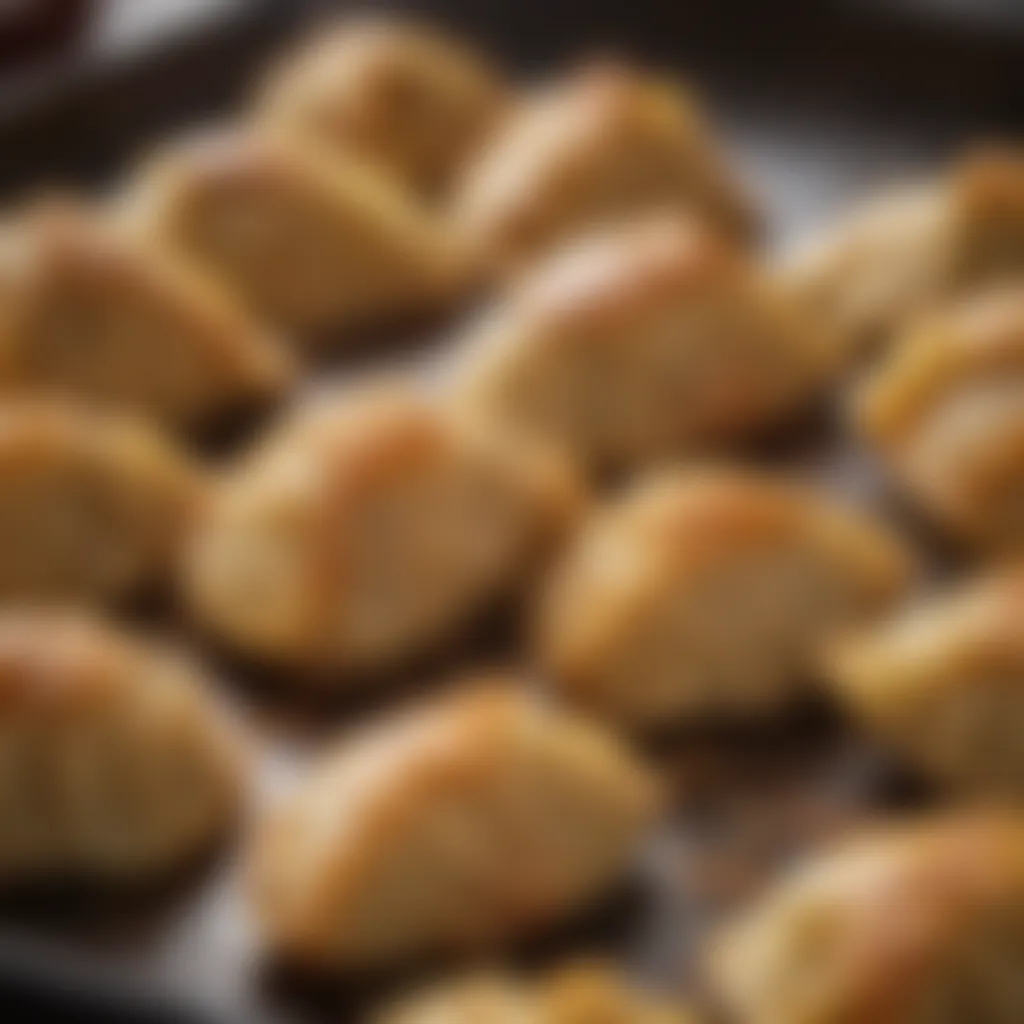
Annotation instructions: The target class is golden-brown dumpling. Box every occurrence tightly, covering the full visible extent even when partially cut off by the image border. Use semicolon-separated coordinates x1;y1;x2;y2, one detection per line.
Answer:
538;469;911;728
376;964;693;1023
856;283;1024;548
712;814;1024;1024
453;62;753;278
123;128;460;338
185;387;582;673
0;612;241;882
256;18;507;196
453;216;833;474
786;148;1024;358
828;566;1024;796
0;400;202;604
0;199;292;429
249;684;657;968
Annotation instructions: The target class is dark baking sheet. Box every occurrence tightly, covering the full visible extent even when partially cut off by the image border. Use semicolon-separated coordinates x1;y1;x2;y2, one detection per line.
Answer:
0;2;1023;1022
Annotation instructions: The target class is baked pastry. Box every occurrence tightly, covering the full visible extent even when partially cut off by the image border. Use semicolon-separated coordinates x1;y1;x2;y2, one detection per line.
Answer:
122;127;460;338
185;387;582;673
453;61;753;278
537;469;911;728
249;684;657;967
255;18;507;196
856;282;1024;548
375;963;692;1023
0;611;241;882
0;400;202;604
712;813;1024;1024
785;147;1024;358
0;198;292;430
827;566;1024;795
453;216;833;474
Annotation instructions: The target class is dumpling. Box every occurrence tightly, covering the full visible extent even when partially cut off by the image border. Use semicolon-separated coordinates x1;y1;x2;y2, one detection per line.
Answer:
712;814;1024;1024
537;469;911;729
827;567;1024;796
785;147;1024;358
0;612;241;882
255;18;507;196
0;198;292;429
376;964;693;1023
453;216;834;474
952;149;1024;285
184;387;582;673
248;684;657;968
0;399;202;604
122;128;461;338
783;184;947;362
856;282;1024;548
453;61;754;278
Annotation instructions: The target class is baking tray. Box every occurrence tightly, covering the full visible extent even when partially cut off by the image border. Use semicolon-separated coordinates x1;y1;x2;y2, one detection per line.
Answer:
0;2;1023;1021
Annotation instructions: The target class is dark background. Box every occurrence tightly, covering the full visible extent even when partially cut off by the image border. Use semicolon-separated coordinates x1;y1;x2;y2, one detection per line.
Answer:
0;0;1023;238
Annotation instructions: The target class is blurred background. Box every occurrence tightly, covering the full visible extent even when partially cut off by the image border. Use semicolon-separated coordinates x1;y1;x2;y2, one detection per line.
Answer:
0;0;1022;237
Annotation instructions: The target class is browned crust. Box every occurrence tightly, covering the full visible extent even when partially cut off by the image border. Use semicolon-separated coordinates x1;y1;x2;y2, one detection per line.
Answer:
783;145;1024;362
857;284;1024;445
552;467;910;609
949;146;1024;235
827;565;1024;717
712;813;1024;1024
254;16;509;192
0;399;206;606
0;612;129;714
296;390;452;658
249;682;658;967
0;397;205;510
123;127;463;336
537;468;912;719
0;198;293;426
454;60;754;278
0;610;244;879
455;215;836;473
190;385;583;670
510;215;744;335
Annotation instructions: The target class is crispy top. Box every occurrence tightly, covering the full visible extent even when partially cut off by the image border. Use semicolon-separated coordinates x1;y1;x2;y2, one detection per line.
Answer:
829;565;1024;710
715;813;1024;1024
858;283;1024;443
